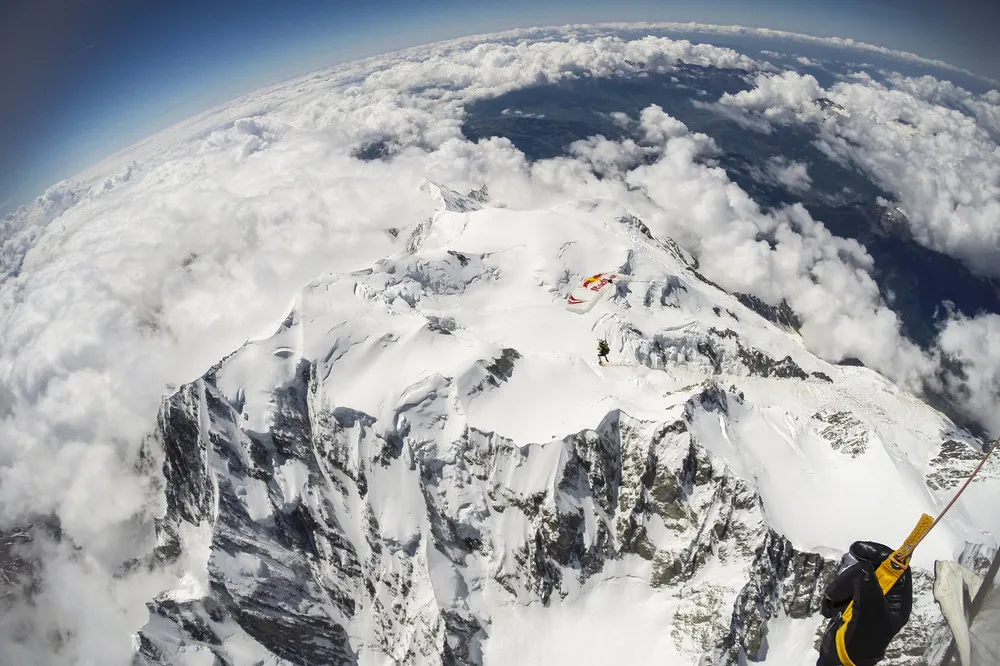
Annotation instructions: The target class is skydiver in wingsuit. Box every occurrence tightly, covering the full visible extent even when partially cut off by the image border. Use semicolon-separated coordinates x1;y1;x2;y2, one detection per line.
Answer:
597;339;610;365
817;541;913;666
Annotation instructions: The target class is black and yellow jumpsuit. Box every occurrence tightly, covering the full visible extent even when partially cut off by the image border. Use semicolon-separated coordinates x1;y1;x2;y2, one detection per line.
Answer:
597;340;610;364
817;541;913;666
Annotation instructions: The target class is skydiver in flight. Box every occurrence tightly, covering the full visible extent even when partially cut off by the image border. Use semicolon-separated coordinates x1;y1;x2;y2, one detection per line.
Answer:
598;339;610;365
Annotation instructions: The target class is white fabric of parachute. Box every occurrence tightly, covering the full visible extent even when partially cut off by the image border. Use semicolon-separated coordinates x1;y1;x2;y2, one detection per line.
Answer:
566;273;620;314
933;558;1000;665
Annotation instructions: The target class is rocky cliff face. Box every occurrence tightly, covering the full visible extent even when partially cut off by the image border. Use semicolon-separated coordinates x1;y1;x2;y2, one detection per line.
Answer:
135;366;961;666
136;360;845;665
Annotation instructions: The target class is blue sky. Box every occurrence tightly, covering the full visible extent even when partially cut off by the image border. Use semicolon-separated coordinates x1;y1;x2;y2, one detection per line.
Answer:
2;0;997;214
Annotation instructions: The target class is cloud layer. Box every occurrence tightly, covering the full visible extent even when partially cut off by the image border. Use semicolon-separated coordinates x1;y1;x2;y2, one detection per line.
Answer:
935;313;1000;435
538;22;997;86
1;24;997;664
716;69;1000;279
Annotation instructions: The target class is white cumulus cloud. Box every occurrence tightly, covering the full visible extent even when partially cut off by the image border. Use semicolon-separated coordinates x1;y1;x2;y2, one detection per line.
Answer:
936;313;1000;435
718;70;825;124
765;156;813;191
715;68;1000;279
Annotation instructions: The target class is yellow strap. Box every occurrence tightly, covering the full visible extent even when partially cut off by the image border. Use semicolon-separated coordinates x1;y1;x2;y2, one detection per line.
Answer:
832;514;934;665
836;620;858;666
893;513;934;565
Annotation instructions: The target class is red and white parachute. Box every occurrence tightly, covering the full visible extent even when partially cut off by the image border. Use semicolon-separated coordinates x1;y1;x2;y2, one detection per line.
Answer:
566;272;619;314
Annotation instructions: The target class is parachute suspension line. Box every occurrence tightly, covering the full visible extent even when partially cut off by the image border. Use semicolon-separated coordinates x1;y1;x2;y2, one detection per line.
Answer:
836;435;1000;666
894;433;1000;567
927;434;1000;536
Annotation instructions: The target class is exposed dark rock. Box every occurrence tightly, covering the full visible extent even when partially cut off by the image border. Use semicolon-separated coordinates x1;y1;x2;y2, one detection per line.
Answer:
691;268;726;292
426;315;457;334
734;293;802;331
925;438;991;491
405;218;432;254
466;185;490;205
137;329;874;666
217;580;356;666
149;599;222;646
617;213;654;240
0;519;62;601
812;410;869;457
721;530;839;663
685;382;732;419
441;609;486;666
485;348;520;386
663;419;688;434
158;384;214;526
816;97;847;114
736;344;808;380
142;365;363;665
709;328;739;340
133;632;166;665
697;340;723;374
353;140;394;161
644;274;688;308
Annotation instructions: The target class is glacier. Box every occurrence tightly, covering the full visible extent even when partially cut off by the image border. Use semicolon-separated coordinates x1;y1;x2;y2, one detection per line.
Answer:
130;184;998;665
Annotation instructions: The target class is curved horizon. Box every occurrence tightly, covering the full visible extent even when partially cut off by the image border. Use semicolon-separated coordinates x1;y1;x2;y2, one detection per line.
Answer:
2;0;998;215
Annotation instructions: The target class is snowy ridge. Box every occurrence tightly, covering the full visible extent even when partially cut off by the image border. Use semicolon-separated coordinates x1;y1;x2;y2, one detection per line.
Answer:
134;186;998;665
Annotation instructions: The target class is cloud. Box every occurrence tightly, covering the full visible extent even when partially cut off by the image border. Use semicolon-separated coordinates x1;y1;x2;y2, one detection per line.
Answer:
935;313;1000;435
605;21;997;85
882;72;1000;138
691;98;776;133
715;68;1000;279
501;108;546;119
718;70;825;125
766;157;812;191
569;135;651;175
609;111;633;129
755;51;822;69
638;105;693;143
0;23;992;664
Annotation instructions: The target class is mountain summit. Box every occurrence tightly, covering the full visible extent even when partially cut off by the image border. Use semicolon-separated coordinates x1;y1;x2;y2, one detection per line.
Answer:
133;185;997;665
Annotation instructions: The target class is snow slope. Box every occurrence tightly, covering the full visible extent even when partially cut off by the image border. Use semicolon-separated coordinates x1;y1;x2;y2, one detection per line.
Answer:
135;184;998;665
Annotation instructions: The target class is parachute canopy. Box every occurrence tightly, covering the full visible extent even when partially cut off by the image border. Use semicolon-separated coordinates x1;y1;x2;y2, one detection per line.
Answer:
566;272;619;314
934;553;1000;666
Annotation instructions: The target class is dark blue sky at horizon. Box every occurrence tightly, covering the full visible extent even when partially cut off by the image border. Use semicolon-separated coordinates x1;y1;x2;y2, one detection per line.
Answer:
2;0;998;214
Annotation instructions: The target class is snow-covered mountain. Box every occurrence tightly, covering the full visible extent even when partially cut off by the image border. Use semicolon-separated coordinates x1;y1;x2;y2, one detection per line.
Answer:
133;184;997;665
